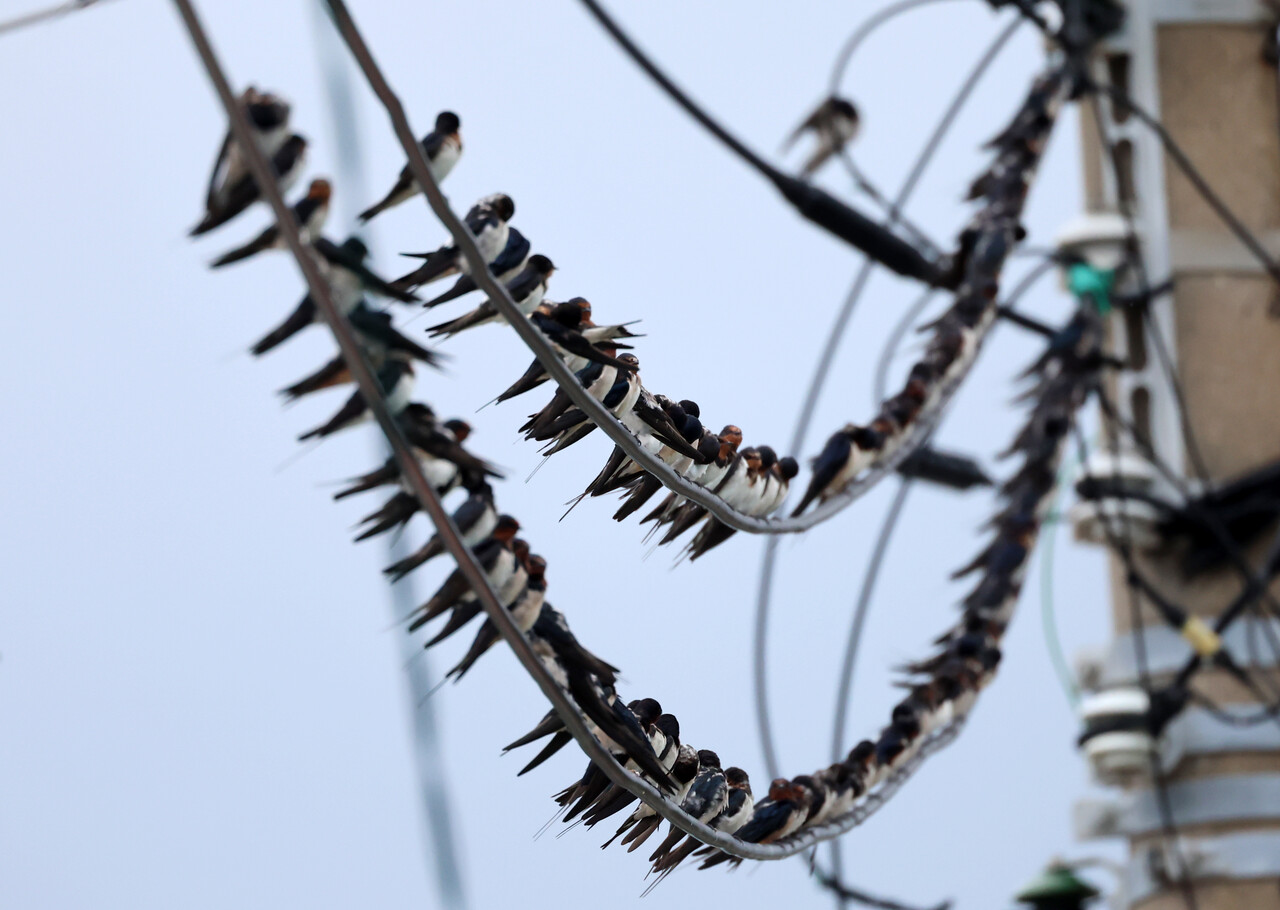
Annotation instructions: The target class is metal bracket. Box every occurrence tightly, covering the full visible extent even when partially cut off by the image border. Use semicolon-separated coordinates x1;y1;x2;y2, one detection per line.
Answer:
1127;831;1280;906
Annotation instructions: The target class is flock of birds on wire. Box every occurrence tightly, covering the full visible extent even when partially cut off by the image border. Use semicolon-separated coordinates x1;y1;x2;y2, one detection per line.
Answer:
184;66;1099;881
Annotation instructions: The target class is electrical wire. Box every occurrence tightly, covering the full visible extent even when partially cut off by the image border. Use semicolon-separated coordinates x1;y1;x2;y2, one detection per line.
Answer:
178;0;813;863
306;4;469;906
753;11;1025;781
573;0;944;286
1094;79;1280;289
0;0;108;36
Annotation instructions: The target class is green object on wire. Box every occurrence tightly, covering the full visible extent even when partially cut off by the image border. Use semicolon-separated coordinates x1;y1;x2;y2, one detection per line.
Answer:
1067;263;1115;314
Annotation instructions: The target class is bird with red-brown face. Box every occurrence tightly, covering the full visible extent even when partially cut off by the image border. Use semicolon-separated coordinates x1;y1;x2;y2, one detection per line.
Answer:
210;177;331;267
402;515;519;634
445;555;548;682
359;110;462;223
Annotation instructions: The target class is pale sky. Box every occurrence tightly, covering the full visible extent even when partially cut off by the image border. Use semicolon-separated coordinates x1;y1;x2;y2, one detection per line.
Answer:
1;1;1114;908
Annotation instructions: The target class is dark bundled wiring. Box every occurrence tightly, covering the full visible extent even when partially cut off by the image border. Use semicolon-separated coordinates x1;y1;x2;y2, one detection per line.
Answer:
574;0;945;287
827;0;971;256
753;16;1026;782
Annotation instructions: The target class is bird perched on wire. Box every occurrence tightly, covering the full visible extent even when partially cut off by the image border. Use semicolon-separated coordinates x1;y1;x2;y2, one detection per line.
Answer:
391;193;515;292
359;110;462;222
424;226;531;308
295;350;416;441
278;306;443;402
383;482;498;582
426;254;556;337
249;236;419;357
699;777;814;869
790;423;884;516
404;515;520;633
783;95;860;178
646;766;751;883
210;178;331;267
446;554;549;681
193;87;302;236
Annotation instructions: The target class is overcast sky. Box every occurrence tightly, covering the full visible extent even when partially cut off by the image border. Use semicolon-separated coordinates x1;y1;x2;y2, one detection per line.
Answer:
1;1;1116;908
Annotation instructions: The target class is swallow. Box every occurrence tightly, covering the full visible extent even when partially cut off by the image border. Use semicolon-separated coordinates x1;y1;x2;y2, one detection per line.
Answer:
784;95;860;178
248;237;418;357
609;400;709;520
562;712;680;823
296;351;416;441
210;178;331;267
586;738;697;831
510;696;660;779
520;358;616;437
524;354;643;458
196;88;294;235
423;227;531;308
391;193;515;291
790;424;885;516
191;133;308;236
425;254;555;337
383;483;497;583
278;307;443;402
423;538;531;648
530;300;637;371
698;777;814;869
404;515;520;633
358;111;461;222
333;409;497;501
550;697;663;811
553;673;673;791
684;450;798;559
203;88;291;208
678;446;763;556
641;750;727;860
598;745;701;852
446;555;547;681
653;425;744;544
647;767;751;882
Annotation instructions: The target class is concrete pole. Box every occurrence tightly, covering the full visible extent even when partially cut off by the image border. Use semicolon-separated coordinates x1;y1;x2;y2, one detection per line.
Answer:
1079;1;1280;908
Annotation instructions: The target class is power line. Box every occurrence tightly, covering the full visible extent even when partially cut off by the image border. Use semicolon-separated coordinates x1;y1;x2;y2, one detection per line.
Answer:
753;15;1024;781
308;0;996;861
0;0;108;37
573;0;945;286
173;0;814;865
306;4;468;906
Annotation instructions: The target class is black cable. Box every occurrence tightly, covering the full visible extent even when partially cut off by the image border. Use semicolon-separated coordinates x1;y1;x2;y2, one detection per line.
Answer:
574;0;945;286
1094;79;1280;289
1071;413;1201;910
1085;96;1214;488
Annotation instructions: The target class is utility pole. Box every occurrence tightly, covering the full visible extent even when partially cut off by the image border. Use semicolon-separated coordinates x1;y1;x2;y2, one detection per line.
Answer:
1071;0;1280;908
